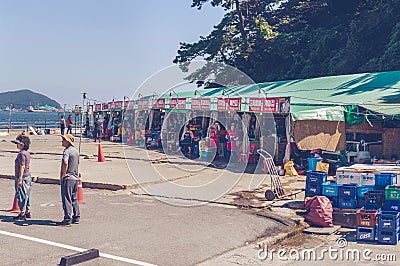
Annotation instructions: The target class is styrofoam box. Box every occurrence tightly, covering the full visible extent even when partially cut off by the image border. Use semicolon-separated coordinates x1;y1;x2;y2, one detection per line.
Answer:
360;173;375;185
336;171;361;185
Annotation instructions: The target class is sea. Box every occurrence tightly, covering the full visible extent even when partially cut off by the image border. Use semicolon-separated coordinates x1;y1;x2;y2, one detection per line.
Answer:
0;111;63;129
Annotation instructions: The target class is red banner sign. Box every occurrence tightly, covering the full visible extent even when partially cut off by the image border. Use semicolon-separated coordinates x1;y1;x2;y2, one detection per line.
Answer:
191;98;200;110
217;98;242;111
124;100;134;109
138;99;149;109
114;101;123;109
249;98;264;112
217;98;227;111
263;98;279;113
226;98;241;111
198;98;211;111
170;98;186;109
152;98;165;109
249;97;290;113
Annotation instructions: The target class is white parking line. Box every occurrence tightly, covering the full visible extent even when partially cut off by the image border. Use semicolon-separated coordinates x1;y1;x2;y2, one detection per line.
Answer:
0;229;156;266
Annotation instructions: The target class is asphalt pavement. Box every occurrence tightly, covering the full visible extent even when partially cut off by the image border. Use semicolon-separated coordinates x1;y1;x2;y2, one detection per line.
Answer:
1;132;398;265
0;178;285;265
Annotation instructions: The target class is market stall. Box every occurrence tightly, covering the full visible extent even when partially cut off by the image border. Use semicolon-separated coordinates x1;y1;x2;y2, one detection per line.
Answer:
122;100;135;144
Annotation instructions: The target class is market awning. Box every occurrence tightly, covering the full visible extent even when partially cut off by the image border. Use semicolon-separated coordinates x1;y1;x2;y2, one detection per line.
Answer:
290;105;345;121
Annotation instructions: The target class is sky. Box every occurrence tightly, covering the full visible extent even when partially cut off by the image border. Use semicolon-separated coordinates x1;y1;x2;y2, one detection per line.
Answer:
0;0;225;108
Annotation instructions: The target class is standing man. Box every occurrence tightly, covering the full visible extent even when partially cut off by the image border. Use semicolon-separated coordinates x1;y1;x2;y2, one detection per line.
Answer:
66;115;73;134
57;134;80;226
93;117;102;142
60;115;66;135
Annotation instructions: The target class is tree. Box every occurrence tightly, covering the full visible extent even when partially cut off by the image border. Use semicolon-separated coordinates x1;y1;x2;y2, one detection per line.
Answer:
175;0;400;84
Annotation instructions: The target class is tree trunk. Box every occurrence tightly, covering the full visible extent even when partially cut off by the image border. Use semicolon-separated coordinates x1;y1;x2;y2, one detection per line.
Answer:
235;0;248;50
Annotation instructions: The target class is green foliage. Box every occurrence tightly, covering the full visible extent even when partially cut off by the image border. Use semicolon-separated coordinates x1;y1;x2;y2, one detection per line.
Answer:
176;0;400;84
0;89;61;110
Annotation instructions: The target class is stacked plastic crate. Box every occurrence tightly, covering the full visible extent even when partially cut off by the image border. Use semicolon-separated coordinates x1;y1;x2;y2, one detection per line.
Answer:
322;181;340;207
305;171;327;197
362;173;398;210
338;184;358;209
335;170;358;209
356;172;375;208
359;172;399;245
356;208;379;242
385;185;400;212
356;185;375;208
375;173;397;191
377;184;400;245
377;211;400;245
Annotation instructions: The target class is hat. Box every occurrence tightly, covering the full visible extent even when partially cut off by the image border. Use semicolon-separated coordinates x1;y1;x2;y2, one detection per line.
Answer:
61;134;75;146
11;139;23;145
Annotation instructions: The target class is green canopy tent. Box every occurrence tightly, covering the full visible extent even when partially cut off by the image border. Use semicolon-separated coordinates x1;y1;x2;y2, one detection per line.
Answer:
36;104;58;111
150;70;400;157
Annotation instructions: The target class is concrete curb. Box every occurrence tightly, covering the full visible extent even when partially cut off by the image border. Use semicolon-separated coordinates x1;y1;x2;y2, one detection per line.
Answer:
0;174;137;191
197;219;309;265
257;221;309;248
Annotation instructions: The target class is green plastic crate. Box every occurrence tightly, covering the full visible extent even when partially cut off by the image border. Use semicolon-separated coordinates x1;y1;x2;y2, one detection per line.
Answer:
385;185;400;200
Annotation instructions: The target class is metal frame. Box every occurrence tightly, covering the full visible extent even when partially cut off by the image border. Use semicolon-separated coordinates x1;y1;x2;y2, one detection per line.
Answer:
257;149;303;201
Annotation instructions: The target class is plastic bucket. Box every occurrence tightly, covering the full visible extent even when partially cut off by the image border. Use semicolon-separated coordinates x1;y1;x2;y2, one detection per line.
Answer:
308;157;323;171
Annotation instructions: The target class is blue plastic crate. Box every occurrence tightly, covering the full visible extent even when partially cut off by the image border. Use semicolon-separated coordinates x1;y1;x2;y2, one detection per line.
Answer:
356;226;376;242
377;230;400;245
385;200;400;212
378;211;400;232
305;183;322;196
306;171;327;185
357;185;374;199
375;173;397;188
322;182;340;197
339;198;357;209
357;198;365;208
307;157;323;171
327;196;339;208
375;185;388;191
339;184;357;199
364;190;385;210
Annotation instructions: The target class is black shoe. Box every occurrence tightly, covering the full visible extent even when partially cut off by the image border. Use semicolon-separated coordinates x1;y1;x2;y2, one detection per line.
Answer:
13;213;26;221
56;220;71;227
25;211;31;219
72;219;80;224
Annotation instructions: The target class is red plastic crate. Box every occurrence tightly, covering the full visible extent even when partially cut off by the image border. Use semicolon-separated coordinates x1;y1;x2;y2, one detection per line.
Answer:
356;208;378;227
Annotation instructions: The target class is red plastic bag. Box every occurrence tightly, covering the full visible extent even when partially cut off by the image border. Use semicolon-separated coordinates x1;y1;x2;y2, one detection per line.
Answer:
304;196;333;227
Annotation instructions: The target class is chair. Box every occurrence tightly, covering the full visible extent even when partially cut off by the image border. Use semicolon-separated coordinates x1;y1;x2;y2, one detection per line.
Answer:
238;143;249;164
248;143;258;164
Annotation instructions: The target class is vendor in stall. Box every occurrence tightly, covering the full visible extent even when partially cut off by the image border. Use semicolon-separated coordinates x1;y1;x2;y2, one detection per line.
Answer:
180;125;194;155
226;123;239;160
208;125;219;160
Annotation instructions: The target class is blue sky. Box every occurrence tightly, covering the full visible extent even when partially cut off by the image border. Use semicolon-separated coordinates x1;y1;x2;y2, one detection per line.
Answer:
0;0;225;108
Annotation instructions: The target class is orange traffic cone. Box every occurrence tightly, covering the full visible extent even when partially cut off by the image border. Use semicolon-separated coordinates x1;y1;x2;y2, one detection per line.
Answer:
98;143;105;162
7;195;21;213
77;173;85;204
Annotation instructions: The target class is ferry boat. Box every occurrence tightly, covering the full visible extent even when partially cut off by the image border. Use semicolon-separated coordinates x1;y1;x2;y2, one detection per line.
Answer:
27;105;58;112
